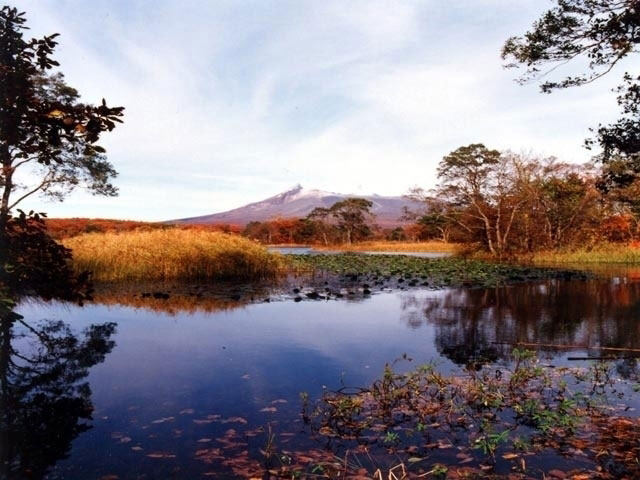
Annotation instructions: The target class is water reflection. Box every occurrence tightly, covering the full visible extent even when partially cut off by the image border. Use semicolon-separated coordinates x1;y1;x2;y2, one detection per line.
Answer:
0;308;116;480
88;276;373;315
11;273;640;478
399;277;640;366
92;290;245;315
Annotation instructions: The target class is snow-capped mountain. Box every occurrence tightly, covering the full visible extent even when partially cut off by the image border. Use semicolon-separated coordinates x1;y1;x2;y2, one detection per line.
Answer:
171;185;421;226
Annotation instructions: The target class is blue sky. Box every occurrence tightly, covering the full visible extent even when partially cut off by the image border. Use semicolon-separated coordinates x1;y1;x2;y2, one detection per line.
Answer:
13;1;625;220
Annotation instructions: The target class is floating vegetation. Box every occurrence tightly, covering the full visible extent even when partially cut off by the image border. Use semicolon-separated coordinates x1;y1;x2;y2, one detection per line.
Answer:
290;254;589;289
297;349;640;479
127;351;639;478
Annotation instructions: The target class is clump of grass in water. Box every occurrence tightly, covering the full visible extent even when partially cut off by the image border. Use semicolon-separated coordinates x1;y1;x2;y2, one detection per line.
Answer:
64;230;286;281
301;350;640;478
189;352;637;478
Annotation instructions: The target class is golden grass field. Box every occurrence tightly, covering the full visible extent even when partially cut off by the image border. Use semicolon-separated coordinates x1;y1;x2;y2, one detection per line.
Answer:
530;243;640;264
313;241;462;253
64;230;285;281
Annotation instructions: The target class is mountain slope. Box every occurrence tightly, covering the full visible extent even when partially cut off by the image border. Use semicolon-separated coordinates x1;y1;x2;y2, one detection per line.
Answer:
172;185;420;227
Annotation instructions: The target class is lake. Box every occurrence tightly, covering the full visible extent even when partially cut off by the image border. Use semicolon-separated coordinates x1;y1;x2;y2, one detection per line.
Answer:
5;267;640;479
267;246;452;258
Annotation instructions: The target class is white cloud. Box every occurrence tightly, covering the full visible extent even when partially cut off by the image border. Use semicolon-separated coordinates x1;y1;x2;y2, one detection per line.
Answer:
9;0;628;220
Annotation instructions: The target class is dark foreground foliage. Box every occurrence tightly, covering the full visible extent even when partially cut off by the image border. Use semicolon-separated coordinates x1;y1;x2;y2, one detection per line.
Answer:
1;211;91;302
502;0;640;188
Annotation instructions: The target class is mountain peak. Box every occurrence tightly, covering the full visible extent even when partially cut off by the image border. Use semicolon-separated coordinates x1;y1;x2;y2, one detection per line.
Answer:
284;184;303;194
172;186;421;226
272;184;306;204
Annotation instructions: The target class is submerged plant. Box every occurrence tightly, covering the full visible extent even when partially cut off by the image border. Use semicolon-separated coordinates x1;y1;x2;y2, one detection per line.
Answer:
429;463;448;478
383;431;400;445
472;428;509;461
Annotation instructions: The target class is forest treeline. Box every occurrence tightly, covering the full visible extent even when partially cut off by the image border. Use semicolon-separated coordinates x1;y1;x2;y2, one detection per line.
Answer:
405;145;640;257
47;144;640;257
45;216;412;244
168;144;639;255
247;145;640;256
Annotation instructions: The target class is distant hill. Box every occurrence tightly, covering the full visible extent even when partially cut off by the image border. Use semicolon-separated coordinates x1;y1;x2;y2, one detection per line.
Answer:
171;185;421;227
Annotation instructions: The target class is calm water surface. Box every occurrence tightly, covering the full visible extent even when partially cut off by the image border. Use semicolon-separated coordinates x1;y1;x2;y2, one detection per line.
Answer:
267;246;451;258
6;269;640;479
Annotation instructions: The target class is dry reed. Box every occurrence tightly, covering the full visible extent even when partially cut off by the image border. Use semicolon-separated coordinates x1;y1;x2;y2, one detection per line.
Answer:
64;230;285;281
531;243;640;264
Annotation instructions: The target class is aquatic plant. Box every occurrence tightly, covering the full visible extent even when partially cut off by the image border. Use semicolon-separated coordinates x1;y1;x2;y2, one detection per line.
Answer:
176;352;640;478
290;253;588;289
301;351;640;478
64;230;285;281
472;427;509;461
134;352;638;478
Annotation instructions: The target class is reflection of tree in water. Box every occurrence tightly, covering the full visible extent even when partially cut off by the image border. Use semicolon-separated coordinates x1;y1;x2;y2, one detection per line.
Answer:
0;307;116;480
399;278;640;366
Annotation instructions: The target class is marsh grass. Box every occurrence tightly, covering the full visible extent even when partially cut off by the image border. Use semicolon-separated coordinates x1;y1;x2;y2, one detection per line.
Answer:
64;230;285;282
531;243;640;264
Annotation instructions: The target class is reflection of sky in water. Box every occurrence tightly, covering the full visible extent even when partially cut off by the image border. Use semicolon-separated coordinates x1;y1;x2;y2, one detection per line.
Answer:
19;292;455;478
22;291;455;404
16;276;640;478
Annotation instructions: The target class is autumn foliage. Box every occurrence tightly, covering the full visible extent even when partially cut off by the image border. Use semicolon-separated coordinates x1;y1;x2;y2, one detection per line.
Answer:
45;217;242;239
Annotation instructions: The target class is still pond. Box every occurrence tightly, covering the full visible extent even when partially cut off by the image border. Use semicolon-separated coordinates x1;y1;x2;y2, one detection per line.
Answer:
5;264;640;478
